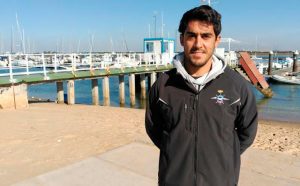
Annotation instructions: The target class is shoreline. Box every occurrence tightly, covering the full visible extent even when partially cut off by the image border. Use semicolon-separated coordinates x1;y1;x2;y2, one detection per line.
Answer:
258;115;300;124
30;100;300;124
0;103;299;185
258;118;300;127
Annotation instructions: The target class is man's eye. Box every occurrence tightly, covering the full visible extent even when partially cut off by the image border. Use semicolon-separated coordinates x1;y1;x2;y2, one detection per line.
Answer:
202;34;211;39
186;35;195;40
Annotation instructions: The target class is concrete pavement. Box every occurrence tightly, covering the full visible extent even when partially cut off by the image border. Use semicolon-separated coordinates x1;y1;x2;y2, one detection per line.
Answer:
13;142;300;186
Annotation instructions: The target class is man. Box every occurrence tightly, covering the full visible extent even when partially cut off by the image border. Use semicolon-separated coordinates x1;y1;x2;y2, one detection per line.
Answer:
145;5;257;186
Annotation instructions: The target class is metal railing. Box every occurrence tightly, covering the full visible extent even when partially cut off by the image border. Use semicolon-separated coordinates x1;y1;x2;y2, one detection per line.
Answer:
0;52;174;83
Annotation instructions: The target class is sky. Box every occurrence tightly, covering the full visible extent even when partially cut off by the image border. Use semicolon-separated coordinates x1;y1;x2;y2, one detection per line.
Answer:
0;0;299;53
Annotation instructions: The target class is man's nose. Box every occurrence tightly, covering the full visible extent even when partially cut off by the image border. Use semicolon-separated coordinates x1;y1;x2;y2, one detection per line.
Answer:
194;36;203;48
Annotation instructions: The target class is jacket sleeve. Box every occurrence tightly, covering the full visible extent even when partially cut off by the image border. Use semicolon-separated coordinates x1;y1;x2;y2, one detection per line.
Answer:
145;81;163;149
235;82;258;154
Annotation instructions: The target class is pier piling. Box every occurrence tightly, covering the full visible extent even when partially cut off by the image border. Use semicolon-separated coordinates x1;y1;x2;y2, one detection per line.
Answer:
150;72;157;86
135;74;141;92
119;75;125;106
147;74;151;90
91;79;99;105
268;50;273;75
140;74;146;99
67;80;75;105
129;74;136;106
292;50;299;72
56;82;64;104
103;76;110;106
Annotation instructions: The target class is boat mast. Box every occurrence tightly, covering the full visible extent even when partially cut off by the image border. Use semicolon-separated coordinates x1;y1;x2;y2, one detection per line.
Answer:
0;33;2;54
153;11;157;38
148;24;151;38
110;36;114;53
122;30;129;52
16;13;25;54
27;37;30;54
89;33;94;53
0;34;1;54
22;29;26;54
77;39;81;53
11;25;14;54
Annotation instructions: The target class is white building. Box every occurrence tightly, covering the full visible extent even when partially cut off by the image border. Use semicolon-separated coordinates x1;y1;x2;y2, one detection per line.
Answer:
143;38;175;65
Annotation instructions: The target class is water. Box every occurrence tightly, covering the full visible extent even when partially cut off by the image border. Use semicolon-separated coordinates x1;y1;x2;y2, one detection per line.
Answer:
28;76;148;109
254;82;300;123
28;78;300;123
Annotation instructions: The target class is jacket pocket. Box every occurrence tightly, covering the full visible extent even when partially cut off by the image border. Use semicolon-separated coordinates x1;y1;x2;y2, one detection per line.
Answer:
184;97;195;133
227;98;241;116
157;98;173;132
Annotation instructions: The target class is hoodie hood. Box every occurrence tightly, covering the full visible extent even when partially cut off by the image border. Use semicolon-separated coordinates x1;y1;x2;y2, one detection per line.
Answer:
173;52;226;91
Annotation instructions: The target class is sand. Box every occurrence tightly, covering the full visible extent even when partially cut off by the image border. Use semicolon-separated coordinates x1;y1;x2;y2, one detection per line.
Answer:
0;103;299;186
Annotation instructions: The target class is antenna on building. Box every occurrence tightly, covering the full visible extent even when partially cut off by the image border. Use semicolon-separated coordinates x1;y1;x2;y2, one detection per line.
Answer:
161;11;165;37
200;0;211;6
201;0;218;6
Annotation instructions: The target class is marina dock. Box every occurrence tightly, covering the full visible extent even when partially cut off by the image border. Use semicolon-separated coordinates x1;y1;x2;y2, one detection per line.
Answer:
0;52;174;109
0;50;299;109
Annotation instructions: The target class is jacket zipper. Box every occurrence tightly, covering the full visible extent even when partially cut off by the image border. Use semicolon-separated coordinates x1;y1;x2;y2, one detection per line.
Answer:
194;94;199;186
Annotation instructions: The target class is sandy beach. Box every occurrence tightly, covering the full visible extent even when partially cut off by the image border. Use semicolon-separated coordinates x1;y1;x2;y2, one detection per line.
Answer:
0;103;299;186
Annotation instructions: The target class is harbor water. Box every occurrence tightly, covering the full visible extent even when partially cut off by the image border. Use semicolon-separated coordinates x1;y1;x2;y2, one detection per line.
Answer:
28;77;300;124
254;82;300;123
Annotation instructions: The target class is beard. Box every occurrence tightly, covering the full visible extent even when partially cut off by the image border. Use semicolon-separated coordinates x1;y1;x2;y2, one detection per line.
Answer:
185;48;212;68
188;56;209;67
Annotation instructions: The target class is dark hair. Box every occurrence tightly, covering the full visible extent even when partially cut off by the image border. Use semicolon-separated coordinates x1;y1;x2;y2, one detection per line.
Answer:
178;5;222;37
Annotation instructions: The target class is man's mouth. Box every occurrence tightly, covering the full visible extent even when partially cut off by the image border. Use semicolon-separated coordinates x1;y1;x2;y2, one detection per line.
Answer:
191;51;205;57
191;50;205;54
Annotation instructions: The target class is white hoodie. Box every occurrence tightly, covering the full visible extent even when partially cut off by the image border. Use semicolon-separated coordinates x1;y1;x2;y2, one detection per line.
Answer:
173;52;226;91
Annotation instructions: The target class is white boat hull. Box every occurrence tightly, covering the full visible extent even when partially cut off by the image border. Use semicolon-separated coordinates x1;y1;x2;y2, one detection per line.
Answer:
270;75;300;85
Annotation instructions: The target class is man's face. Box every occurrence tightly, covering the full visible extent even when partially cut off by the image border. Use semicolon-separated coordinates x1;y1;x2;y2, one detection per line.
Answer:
180;20;221;70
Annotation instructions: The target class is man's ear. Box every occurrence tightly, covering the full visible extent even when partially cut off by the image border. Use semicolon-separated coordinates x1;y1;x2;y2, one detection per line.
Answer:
215;35;221;48
180;34;184;46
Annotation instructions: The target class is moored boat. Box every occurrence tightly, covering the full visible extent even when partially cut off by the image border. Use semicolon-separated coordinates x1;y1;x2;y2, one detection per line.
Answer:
270;74;300;85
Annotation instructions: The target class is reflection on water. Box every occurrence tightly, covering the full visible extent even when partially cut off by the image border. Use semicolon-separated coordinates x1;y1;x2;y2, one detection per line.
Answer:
28;78;300;123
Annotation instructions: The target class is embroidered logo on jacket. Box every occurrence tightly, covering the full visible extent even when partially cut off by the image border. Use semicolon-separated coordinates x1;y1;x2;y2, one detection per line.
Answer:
211;90;229;105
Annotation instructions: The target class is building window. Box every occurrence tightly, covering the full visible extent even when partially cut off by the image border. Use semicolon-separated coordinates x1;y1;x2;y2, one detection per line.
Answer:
145;42;154;52
162;42;169;53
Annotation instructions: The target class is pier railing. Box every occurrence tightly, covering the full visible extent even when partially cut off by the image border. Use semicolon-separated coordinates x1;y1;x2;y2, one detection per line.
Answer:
0;52;174;85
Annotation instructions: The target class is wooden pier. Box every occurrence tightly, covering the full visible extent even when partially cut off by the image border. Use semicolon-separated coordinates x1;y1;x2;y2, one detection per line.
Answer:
0;61;173;109
1;51;298;109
